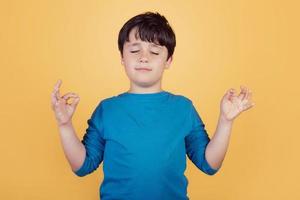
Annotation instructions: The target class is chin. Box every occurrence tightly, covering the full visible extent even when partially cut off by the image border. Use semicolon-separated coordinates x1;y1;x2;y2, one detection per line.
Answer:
132;79;157;87
136;81;155;87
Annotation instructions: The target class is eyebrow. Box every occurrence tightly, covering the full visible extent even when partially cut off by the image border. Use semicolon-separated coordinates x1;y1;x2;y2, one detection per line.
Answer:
129;42;162;48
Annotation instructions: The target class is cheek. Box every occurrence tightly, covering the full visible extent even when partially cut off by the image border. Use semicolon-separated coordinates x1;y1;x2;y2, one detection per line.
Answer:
123;61;137;75
152;59;167;69
124;61;136;71
123;55;138;66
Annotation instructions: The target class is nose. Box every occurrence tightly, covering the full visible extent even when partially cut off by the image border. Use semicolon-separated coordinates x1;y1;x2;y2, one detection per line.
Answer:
139;50;149;63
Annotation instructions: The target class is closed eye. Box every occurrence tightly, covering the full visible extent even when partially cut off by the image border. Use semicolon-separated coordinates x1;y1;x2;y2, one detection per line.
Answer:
130;50;159;55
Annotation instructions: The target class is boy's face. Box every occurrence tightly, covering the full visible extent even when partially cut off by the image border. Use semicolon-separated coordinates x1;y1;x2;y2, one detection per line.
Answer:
121;27;172;88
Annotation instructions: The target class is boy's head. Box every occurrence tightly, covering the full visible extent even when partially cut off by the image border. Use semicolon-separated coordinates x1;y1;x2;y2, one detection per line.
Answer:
118;12;176;89
118;12;176;61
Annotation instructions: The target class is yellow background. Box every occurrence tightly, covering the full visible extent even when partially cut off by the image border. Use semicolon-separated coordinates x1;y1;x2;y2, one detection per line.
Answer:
1;0;299;199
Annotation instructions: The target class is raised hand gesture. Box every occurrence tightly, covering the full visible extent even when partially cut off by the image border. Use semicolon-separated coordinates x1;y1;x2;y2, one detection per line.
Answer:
51;80;80;126
220;86;255;122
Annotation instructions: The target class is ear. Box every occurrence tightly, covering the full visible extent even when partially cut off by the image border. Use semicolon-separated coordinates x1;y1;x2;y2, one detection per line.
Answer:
165;56;173;69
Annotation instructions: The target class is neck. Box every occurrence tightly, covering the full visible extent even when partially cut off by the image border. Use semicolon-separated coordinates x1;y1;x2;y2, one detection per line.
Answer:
128;81;163;94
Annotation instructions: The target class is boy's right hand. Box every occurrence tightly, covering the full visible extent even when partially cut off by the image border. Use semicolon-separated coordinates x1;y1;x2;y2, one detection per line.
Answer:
51;79;80;127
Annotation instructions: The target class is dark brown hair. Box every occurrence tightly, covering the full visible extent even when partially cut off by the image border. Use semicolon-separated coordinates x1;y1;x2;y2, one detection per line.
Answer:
118;11;176;60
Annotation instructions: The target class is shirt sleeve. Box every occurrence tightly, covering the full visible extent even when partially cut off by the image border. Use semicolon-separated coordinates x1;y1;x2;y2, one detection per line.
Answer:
73;101;106;177
185;101;220;176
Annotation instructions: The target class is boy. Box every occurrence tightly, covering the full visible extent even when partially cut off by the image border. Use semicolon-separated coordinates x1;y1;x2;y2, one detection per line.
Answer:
51;12;254;200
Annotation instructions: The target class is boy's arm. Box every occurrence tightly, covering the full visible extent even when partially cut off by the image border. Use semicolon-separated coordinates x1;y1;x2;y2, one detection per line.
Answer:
205;86;254;170
51;80;87;174
71;102;106;177
51;80;105;177
185;104;220;176
205;115;232;170
57;103;106;177
58;121;86;172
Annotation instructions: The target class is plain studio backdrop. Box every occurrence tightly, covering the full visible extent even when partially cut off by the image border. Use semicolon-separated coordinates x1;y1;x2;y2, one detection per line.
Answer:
0;0;299;199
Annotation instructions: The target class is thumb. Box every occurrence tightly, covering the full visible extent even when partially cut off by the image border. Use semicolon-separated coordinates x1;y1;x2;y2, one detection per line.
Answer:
225;88;235;99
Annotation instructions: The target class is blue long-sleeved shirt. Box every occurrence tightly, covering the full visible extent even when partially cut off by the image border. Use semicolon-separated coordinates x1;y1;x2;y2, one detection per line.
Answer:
74;90;220;199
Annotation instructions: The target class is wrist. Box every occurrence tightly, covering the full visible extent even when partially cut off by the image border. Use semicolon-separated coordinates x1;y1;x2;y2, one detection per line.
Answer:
219;114;234;126
58;121;73;129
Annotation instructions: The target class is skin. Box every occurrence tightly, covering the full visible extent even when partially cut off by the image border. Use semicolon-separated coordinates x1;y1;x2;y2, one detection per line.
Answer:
121;27;172;94
205;86;255;170
51;79;79;127
51;27;255;172
51;80;85;172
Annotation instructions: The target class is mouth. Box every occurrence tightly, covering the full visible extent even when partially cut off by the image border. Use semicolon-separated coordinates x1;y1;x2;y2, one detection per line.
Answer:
135;67;152;72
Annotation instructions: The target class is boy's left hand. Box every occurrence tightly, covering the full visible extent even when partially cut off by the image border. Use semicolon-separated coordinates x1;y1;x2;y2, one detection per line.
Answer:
220;86;255;122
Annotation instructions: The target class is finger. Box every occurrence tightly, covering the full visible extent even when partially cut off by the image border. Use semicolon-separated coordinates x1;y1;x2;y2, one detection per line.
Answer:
226;88;235;100
230;88;238;98
62;92;78;99
54;79;62;89
224;88;232;97
228;88;236;95
228;88;235;94
238;85;247;101
71;96;80;108
245;89;252;101
62;93;79;102
51;87;62;108
243;87;249;100
229;89;238;102
51;91;58;106
53;79;62;100
51;87;57;99
240;85;247;100
51;98;61;111
54;88;60;100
